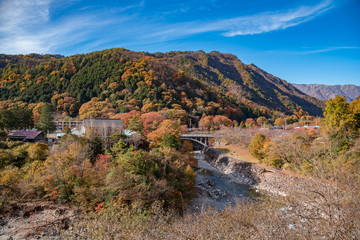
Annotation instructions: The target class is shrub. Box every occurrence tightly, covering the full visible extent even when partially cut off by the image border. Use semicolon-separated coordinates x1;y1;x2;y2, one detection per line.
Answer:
248;133;269;160
27;142;49;161
107;148;196;210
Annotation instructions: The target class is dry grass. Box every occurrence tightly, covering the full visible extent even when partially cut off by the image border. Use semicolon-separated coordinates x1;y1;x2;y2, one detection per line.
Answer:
215;144;310;180
56;191;360;240
215;144;258;163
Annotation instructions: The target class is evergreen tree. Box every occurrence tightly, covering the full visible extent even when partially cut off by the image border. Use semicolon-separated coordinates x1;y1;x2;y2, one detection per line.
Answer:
111;139;129;157
161;132;179;150
36;104;56;133
0;106;33;131
13;106;34;129
128;114;144;133
0;110;15;130
88;133;104;165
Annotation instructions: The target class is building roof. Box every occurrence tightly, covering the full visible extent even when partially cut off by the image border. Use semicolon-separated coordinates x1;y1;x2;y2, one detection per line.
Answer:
124;129;136;136
83;119;124;128
71;128;84;136
8;130;43;140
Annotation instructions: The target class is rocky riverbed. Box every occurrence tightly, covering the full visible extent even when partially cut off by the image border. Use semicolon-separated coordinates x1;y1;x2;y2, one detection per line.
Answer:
203;147;323;197
189;152;260;211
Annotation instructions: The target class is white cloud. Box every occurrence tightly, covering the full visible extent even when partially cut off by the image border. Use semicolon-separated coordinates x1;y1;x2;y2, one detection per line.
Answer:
149;0;333;39
0;0;334;54
244;46;359;57
0;0;50;33
0;16;99;54
223;0;332;36
296;46;358;54
0;0;114;54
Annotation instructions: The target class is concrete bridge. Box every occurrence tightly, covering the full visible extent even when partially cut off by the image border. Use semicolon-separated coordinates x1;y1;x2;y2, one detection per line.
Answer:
180;133;214;147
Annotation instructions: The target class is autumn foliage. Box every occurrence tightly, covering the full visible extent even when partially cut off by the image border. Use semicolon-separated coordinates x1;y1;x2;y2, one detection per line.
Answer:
141;112;165;134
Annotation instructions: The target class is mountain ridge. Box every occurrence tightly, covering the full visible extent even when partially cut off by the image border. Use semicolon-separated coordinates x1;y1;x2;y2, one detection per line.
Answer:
0;49;325;119
160;50;325;115
293;83;360;102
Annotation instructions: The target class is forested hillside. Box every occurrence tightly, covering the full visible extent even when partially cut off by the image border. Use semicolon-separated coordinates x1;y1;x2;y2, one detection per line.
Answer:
160;51;324;115
0;49;324;121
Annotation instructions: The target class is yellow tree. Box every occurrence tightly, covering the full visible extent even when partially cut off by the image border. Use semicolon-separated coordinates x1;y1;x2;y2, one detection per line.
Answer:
256;116;267;127
324;96;355;133
27;142;49;161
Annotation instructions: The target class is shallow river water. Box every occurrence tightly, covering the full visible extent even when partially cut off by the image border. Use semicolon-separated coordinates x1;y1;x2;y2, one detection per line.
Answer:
189;152;260;211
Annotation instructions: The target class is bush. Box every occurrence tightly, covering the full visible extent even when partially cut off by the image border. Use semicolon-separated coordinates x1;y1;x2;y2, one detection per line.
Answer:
107;148;196;210
0;150;12;169
0;141;8;149
248;133;269;160
27;142;49;161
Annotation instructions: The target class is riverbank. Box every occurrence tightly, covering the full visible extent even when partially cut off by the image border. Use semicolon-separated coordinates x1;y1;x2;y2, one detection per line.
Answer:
203;147;321;197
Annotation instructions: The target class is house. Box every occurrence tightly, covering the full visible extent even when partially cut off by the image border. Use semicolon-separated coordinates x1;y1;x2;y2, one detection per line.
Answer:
47;130;66;143
8;130;46;142
82;119;124;138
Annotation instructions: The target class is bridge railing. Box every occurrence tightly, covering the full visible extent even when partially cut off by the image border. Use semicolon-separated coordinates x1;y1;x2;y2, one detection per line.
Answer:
181;133;214;138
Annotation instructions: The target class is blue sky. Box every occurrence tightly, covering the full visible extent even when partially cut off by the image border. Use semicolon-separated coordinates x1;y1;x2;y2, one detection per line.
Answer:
0;0;359;85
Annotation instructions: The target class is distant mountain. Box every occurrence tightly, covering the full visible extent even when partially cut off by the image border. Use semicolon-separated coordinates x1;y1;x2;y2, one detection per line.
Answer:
293;84;360;102
0;49;325;119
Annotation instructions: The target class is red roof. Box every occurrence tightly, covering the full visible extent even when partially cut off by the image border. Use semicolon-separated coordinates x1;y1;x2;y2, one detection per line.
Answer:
8;130;43;140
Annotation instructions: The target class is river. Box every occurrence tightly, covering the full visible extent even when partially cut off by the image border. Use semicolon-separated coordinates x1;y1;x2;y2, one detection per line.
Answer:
189;151;261;211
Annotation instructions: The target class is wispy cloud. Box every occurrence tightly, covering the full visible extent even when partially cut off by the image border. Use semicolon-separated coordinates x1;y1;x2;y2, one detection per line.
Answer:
0;0;133;54
241;46;359;57
0;0;334;54
149;0;333;39
296;46;358;54
223;0;333;36
0;0;79;53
